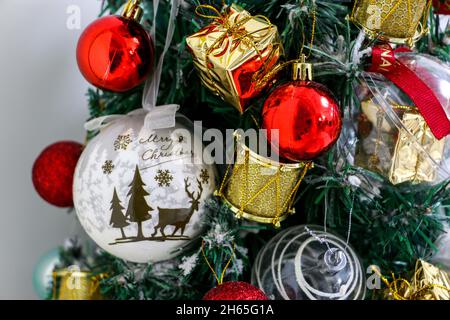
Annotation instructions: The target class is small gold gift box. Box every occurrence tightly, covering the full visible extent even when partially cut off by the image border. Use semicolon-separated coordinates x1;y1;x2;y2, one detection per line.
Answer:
186;4;282;114
377;260;450;300
355;100;445;185
350;0;432;45
52;269;106;300
216;133;312;227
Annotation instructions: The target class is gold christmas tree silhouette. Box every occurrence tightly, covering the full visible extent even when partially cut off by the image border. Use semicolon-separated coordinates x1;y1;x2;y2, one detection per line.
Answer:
109;187;129;239
125;165;153;240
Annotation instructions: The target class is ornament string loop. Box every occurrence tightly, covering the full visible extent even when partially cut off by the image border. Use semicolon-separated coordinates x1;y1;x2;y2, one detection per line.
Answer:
195;5;229;26
254;5;316;88
299;6;316;59
142;0;180;128
201;240;236;285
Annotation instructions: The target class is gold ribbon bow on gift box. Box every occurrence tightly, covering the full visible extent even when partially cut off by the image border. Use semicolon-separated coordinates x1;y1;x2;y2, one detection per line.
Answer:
372;260;450;300
186;4;282;113
194;5;271;58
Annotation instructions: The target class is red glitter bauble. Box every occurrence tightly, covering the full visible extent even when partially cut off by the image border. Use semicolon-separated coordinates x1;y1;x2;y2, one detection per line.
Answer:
32;141;83;207
262;81;342;161
203;281;268;300
76;15;153;93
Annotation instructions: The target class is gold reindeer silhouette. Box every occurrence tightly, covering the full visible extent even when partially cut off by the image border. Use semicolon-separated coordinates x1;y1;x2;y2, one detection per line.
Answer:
152;178;203;238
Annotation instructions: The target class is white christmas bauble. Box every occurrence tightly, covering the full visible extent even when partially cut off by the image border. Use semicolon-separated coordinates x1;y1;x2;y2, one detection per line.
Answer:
73;113;216;263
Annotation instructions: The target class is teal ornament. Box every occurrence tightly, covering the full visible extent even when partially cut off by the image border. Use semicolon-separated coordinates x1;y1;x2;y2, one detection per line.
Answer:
32;248;61;299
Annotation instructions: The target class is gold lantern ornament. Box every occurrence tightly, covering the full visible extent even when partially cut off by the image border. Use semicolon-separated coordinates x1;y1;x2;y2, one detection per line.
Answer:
215;132;313;227
52;269;107;300
350;0;432;46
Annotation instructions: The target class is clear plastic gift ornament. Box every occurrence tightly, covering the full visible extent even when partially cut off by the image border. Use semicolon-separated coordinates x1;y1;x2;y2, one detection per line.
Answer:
251;225;366;300
341;53;450;185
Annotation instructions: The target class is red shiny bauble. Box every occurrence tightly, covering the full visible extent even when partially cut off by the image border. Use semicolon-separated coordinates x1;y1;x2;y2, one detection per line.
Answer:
433;0;450;14
76;16;153;93
32;141;83;207
203;281;268;300
262;81;342;161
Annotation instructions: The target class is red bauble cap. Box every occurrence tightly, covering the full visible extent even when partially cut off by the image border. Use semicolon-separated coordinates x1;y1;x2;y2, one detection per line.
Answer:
32;141;83;207
203;281;268;300
262;81;342;161
76;15;153;93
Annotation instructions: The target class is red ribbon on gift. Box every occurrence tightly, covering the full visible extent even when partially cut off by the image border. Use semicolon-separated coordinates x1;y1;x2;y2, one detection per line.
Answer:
368;43;450;140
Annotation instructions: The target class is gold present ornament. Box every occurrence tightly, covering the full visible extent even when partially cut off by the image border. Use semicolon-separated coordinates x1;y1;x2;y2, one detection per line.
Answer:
215;132;312;227
391;109;445;184
373;260;450;300
350;0;432;46
52;269;107;300
186;4;282;114
356;100;445;185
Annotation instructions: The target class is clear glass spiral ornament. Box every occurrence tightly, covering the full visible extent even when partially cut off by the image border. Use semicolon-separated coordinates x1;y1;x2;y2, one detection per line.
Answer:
251;225;366;300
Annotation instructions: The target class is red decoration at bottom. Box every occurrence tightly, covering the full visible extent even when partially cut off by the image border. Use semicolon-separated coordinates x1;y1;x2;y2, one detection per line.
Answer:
32;141;83;207
203;281;268;300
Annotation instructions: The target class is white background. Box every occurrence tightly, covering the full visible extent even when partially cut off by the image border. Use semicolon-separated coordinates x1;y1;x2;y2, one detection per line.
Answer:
0;0;100;299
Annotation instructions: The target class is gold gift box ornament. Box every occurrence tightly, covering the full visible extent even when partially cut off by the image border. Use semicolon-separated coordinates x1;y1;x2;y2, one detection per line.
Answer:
356;100;445;185
215;132;313;227
52;269;107;300
373;260;450;300
186;4;282;114
350;0;432;46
